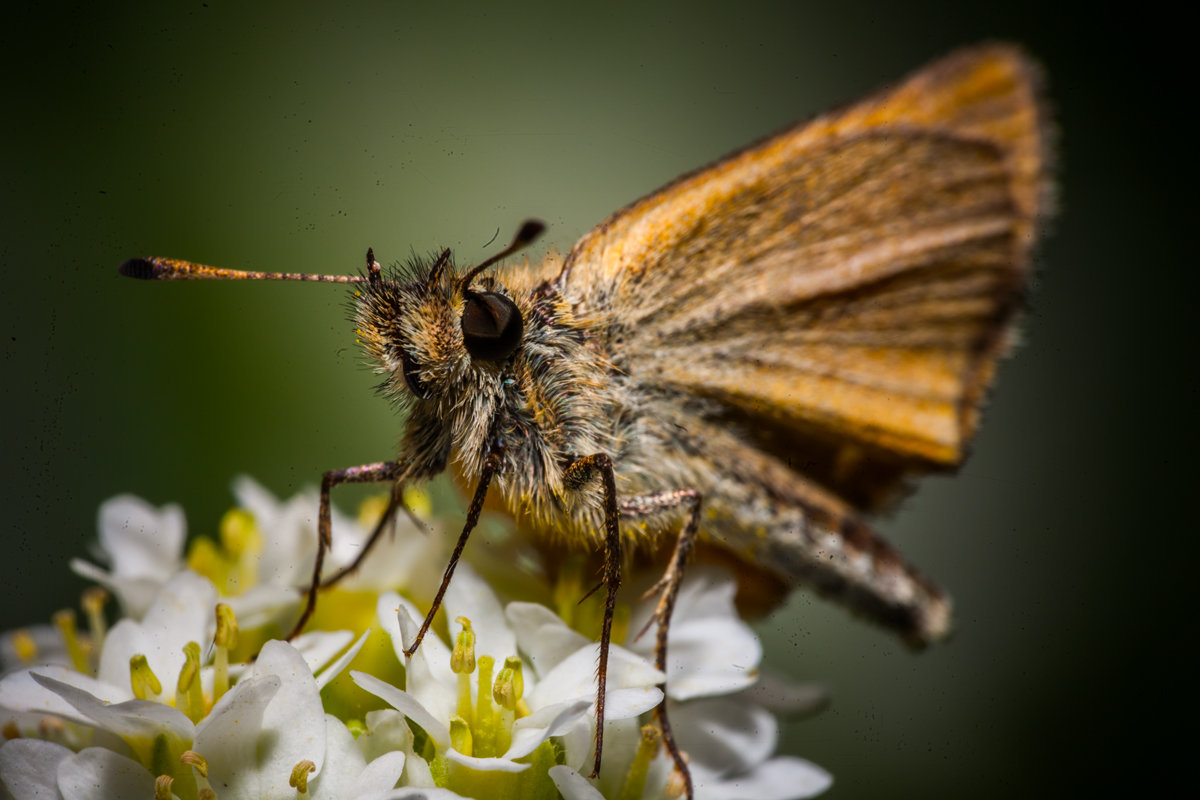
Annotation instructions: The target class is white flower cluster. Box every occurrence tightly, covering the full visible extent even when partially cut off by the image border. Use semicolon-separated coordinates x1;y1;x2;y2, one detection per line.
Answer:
0;480;831;800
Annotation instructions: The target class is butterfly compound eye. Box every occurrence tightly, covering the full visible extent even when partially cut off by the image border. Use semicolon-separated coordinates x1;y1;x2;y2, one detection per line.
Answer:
461;291;523;362
401;352;430;399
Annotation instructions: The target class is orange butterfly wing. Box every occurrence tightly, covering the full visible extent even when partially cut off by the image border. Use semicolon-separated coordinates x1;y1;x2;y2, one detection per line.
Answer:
557;44;1050;509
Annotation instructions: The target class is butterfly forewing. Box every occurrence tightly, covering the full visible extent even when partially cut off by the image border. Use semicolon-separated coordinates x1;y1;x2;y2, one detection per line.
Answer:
559;44;1047;504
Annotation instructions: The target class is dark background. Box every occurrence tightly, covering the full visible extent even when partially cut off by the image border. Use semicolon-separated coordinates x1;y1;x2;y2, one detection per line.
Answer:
1;2;1190;797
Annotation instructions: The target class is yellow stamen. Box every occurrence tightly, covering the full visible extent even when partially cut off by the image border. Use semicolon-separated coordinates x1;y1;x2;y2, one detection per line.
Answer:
130;654;162;700
357;494;389;529
37;717;66;742
214;602;238;649
553;555;587;628
451;617;476;674
219;508;261;592
213;604;238;700
180;750;209;778
219;508;257;557
81;587;109;653
492;656;524;755
52;610;89;673
449;715;473;756
177;642;205;723
186;536;224;584
154;774;174;800
473;655;496;757
402;486;432;520
289;759;316;794
10;629;37;663
618;725;662;800
451;617;476;725
492;656;524;711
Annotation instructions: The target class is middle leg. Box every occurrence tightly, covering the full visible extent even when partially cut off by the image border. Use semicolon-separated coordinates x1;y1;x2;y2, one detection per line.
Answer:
620;488;702;800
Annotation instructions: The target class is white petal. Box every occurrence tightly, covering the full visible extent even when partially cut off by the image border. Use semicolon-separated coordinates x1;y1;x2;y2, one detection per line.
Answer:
0;666;131;726
286;628;352;679
503;700;591;760
97;495;186;578
67;561;162;624
672;696;776;778
94;620;145;689
443;563;515;663
350;671;450;750
96;571;217;693
741;673;828;717
505;602;590;679
56;747;156;800
388;596;452;676
525;643;664;718
547;764;606;800
333;508;440;593
262;494;322;587
192;675;281;799
230;474;282;520
348;751;406;799
557;720;595;774
233;477;319;588
659;617;760;700
378;595;454;724
250;641;328;773
399;750;437;788
29;673;193;744
375;591;404;647
358;710;414;763
375;788;473;800
224;585;300;630
605;686;666;719
442;749;529;773
309;715;367;800
312;630;369;690
628;567;761;701
698;756;833;800
0;738;72;799
593;717;650;787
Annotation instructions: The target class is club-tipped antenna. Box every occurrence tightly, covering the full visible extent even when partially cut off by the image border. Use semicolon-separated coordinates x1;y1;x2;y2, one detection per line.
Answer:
458;219;546;292
118;257;370;284
366;247;381;288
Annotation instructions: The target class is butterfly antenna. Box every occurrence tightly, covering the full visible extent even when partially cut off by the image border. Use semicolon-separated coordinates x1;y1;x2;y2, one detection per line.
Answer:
119;257;370;284
458;219;545;291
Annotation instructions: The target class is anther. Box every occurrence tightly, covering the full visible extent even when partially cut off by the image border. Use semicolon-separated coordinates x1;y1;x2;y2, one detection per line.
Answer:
180;750;209;777
52;610;89;673
289;760;316;794
130;654;162;700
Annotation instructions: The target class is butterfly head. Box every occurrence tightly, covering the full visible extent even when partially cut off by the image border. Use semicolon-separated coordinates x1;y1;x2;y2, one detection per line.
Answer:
353;248;526;409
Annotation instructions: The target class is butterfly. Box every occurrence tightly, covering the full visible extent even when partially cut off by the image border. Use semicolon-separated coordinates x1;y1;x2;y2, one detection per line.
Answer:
120;43;1051;797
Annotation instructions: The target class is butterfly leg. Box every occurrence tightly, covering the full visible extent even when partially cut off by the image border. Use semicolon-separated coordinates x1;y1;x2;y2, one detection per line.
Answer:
403;451;501;658
286;460;404;640
619;488;702;800
560;454;622;782
318;482;429;589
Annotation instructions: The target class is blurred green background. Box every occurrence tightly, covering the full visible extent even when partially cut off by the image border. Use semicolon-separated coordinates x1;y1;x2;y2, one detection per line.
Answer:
1;2;1189;797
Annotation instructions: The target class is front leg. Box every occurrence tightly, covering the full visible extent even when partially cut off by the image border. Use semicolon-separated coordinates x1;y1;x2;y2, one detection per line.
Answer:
403;450;502;658
286;460;404;640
